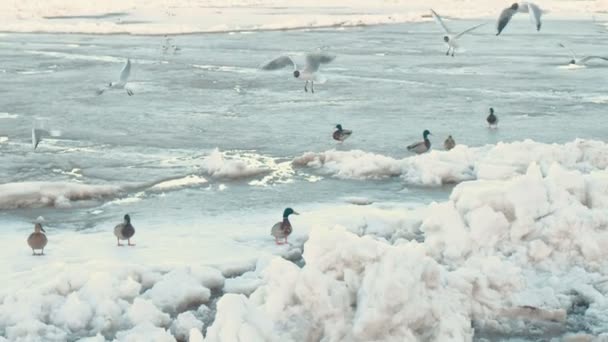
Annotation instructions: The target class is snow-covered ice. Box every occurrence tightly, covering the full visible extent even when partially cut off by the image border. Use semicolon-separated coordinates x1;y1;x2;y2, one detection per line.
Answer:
2;140;608;340
1;2;608;339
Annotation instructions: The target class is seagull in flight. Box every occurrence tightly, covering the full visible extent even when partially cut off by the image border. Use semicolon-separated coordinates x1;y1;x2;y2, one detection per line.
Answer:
32;127;61;149
559;43;608;66
430;9;485;57
97;59;134;96
261;52;335;93
496;2;542;36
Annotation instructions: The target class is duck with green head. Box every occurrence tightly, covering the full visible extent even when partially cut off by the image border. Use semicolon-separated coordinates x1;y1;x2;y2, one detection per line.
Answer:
114;214;135;246
333;124;352;142
407;130;432;154
271;208;299;245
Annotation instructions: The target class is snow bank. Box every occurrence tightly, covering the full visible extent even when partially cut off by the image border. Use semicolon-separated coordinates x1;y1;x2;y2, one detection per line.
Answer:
150;175;208;191
170;312;204;342
0;181;121;209
200;149;269;179
4;140;608;340
205;161;608;340
0;266;224;341
293;139;608;186
143;268;212;314
0;0;603;35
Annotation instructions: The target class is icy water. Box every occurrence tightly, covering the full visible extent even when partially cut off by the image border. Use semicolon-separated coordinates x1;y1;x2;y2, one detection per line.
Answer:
0;20;607;230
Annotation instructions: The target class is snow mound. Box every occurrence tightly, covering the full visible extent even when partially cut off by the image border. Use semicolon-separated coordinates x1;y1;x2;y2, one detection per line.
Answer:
0;181;121;209
115;322;175;342
293;139;608;186
205;161;608;340
0;265;223;341
200;149;270;179
170;312;204;342
143;269;212;315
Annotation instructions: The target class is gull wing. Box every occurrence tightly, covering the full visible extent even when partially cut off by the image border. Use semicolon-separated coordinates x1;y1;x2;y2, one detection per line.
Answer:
304;53;335;73
579;56;608;63
120;59;131;82
558;43;577;60
497;7;517;35
455;23;486;39
525;2;542;31
260;55;297;71
32;128;47;149
430;9;451;34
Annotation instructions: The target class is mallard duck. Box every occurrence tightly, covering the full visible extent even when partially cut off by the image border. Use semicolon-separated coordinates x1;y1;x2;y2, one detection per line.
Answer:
114;214;135;246
27;223;47;256
407;130;432;154
444;135;456;150
333;124;352;142
487;108;498;128
271;208;299;245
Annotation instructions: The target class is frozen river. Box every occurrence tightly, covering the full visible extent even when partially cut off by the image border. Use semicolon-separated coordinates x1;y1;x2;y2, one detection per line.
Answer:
0;19;607;341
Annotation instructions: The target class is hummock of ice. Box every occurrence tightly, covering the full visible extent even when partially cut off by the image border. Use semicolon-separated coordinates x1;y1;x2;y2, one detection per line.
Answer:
3;139;608;341
206;161;608;340
293;139;608;185
0;266;222;342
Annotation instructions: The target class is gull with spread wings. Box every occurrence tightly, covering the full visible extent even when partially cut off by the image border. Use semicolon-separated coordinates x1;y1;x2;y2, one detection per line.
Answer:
97;59;134;96
430;9;485;57
559;43;608;66
260;52;335;93
496;2;542;36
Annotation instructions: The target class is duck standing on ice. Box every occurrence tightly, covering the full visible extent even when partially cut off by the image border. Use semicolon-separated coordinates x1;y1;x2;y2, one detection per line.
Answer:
27;223;47;256
333;124;352;142
271;208;299;245
444;135;456;150
407;130;432;154
114;214;136;246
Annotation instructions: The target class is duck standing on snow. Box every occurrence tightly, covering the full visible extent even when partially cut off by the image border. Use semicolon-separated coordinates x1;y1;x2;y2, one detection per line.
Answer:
27;223;47;255
333;124;352;142
444;135;456;150
271;208;299;245
114;214;135;246
487;107;498;128
407;130;432;154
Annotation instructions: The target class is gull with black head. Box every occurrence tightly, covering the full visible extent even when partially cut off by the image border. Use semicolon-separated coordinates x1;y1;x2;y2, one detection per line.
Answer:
261;52;335;93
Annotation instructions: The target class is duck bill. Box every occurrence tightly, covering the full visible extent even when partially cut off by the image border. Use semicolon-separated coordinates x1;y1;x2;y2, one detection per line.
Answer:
293;211;300;215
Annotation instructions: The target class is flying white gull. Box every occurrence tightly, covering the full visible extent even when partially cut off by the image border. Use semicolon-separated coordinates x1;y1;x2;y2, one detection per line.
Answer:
261;52;335;93
559;43;608;66
97;59;134;96
496;2;542;36
430;9;485;57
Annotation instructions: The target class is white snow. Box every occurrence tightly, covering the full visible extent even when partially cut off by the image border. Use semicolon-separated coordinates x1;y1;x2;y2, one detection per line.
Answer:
143;268;212;314
0;0;604;35
0;181;121;209
170;312;204;342
200;149;269;179
294;139;608;186
150;175;208;191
